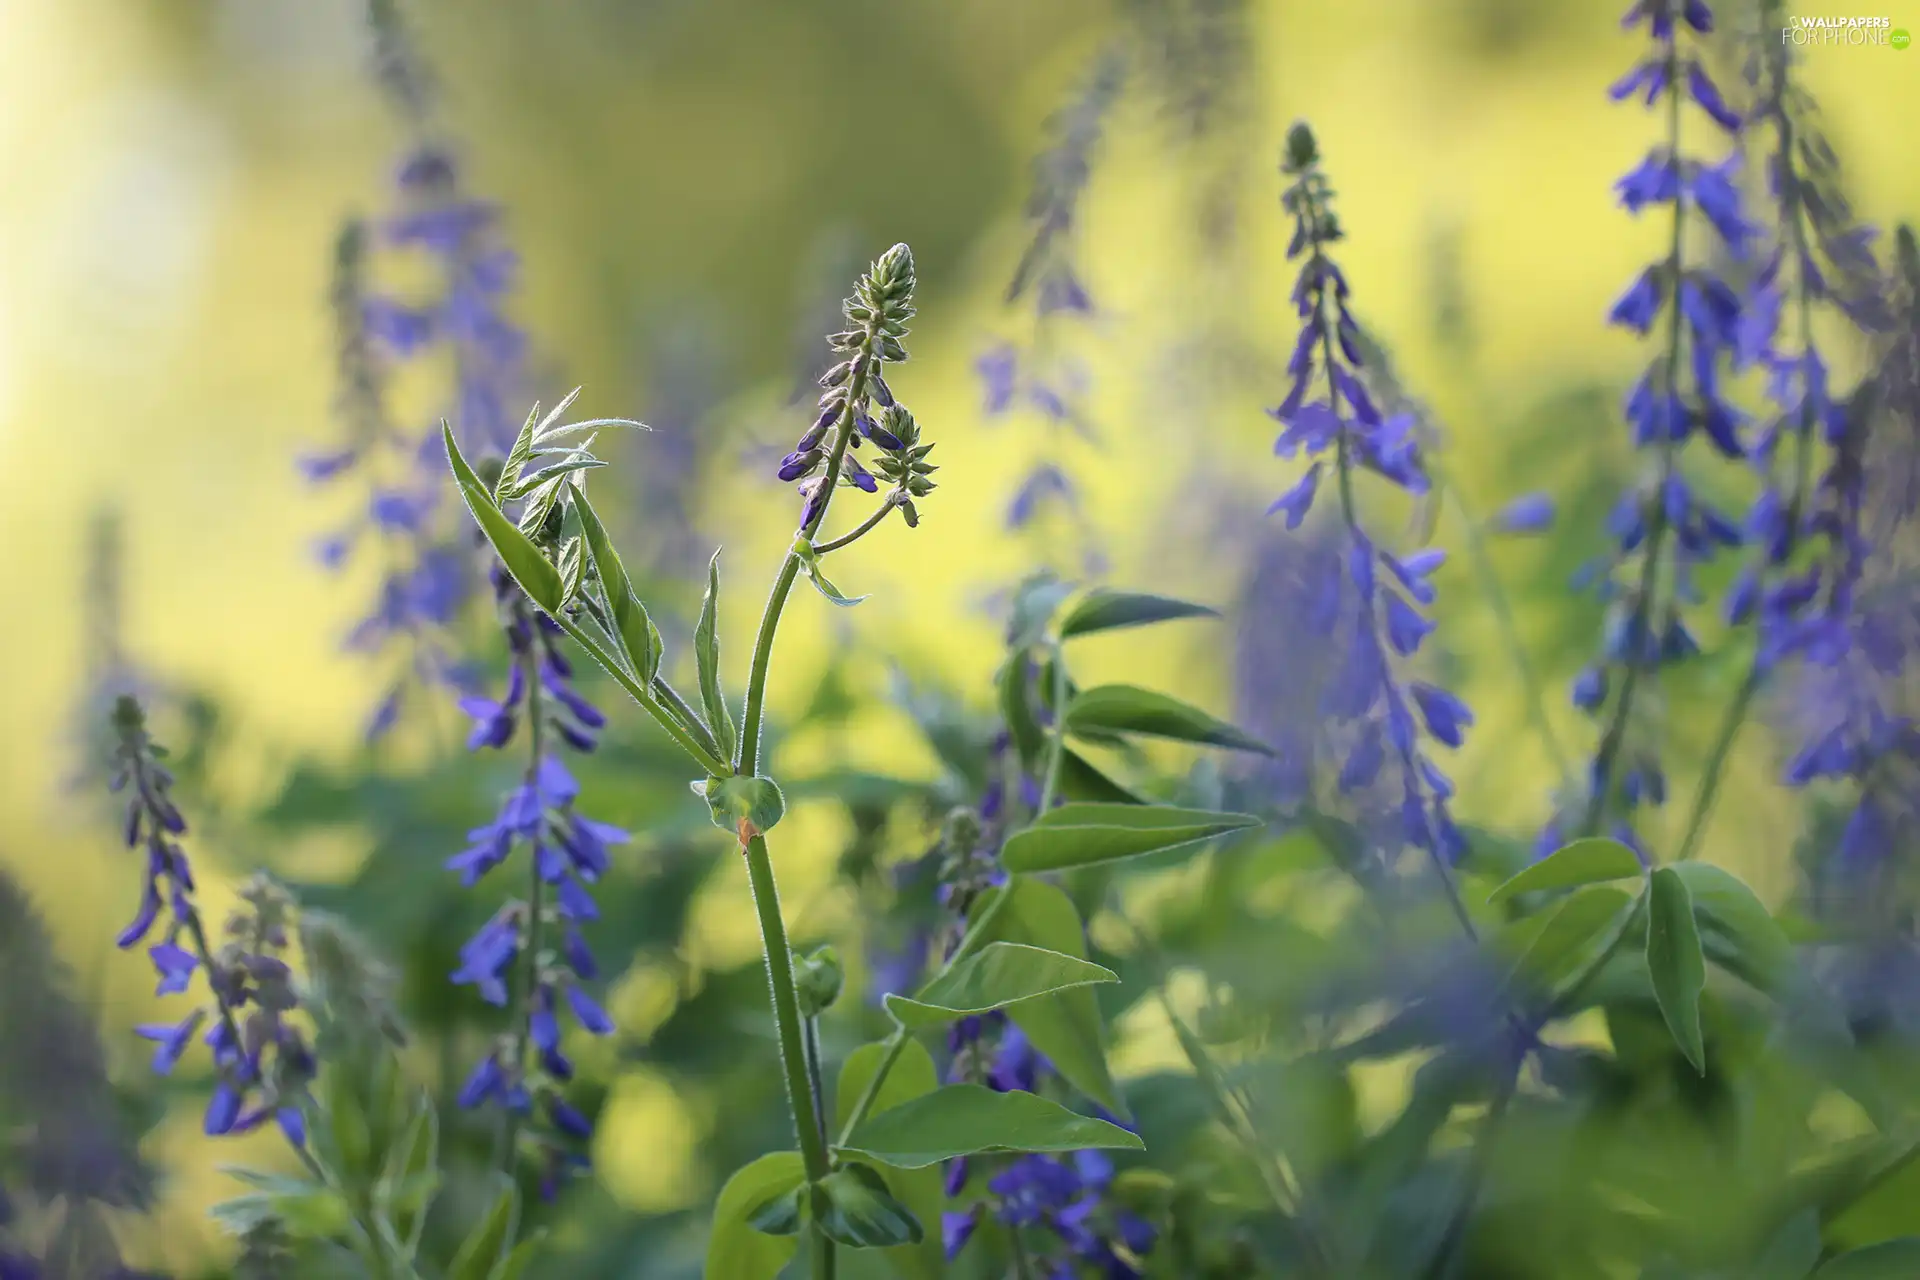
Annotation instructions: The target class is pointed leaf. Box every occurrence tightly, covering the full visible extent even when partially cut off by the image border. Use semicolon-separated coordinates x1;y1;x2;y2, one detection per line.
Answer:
444;423;562;613
1001;804;1262;873
694;550;739;763
747;1186;805;1236
1647;866;1708;1074
706;1152;805;1279
445;1178;519;1280
818;1162;924;1248
1060;748;1146;804
1501;884;1637;992
1670;862;1793;994
839;1084;1143;1169
1059;589;1219;637
884;943;1116;1028
495;401;544;501
1007;573;1075;649
1064;685;1271;755
967;879;1124;1116
802;558;867;607
998;652;1047;772
835;1040;944;1280
701;774;785;836
1486;837;1645;905
501;455;607;501
1813;1240;1920;1278
375;1096;439;1256
574;493;662;681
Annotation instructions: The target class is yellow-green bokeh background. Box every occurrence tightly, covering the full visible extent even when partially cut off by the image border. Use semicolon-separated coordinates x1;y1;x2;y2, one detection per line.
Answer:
3;0;1916;1269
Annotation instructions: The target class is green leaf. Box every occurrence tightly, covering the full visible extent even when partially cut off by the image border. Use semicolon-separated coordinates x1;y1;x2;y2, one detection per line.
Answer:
1813;1240;1920;1278
834;1039;944;1280
500;454;607;501
495;1231;548;1280
839;1084;1143;1169
1059;748;1147;804
445;1178;519;1280
1646;866;1708;1074
969;878;1125;1116
374;1095;439;1257
801;557;867;607
1058;589;1219;637
574;490;662;681
1750;1210;1821;1279
1064;684;1271;755
210;1177;351;1240
1669;862;1793;993
699;774;786;836
1485;837;1644;906
495;400;545;501
694;550;739;764
1000;803;1262;873
1007;573;1075;649
817;1162;924;1248
444;422;563;613
1501;884;1638;992
999;652;1048;773
884;942;1116;1028
747;1186;804;1236
706;1152;805;1280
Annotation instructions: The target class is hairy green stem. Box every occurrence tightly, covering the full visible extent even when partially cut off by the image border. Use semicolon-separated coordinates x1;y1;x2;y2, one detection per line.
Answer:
549;611;728;775
731;327;882;1280
650;674;723;763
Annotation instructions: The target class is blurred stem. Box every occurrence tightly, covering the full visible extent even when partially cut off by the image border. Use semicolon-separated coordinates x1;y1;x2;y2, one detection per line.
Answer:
1582;43;1687;838
497;654;546;1175
1036;642;1070;813
1438;472;1574;793
1674;665;1761;862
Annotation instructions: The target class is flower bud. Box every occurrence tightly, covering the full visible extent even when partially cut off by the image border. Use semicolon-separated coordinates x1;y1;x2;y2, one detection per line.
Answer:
793;945;843;1016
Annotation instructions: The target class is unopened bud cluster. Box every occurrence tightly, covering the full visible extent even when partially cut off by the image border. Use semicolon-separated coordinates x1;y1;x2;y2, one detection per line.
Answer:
777;244;936;530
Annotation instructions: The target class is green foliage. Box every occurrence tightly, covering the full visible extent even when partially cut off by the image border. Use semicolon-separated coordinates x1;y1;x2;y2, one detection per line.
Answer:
882;941;1116;1028
1064;683;1272;754
1647;866;1709;1074
1486;836;1644;904
1000;802;1263;872
695;550;740;763
695;773;786;835
838;1084;1144;1168
707;1153;806;1279
1057;588;1220;637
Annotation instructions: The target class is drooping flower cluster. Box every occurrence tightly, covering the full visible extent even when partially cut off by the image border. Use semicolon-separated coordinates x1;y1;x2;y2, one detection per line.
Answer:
777;245;926;533
299;0;531;738
110;699;315;1145
1263;122;1471;873
923;811;1156;1276
976;50;1125;571
449;561;623;1192
1725;15;1887;673
1553;0;1755;844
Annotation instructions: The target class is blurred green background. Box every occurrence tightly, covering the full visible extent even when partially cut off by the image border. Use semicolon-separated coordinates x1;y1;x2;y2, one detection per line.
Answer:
3;0;1918;1273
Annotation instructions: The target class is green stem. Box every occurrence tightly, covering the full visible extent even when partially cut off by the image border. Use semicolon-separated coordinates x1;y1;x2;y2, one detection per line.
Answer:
650;674;723;763
804;1015;829;1152
1036;644;1070;813
497;654;546;1174
814;497;899;555
1674;666;1760;862
549;612;728;776
730;330;883;1279
1441;475;1574;793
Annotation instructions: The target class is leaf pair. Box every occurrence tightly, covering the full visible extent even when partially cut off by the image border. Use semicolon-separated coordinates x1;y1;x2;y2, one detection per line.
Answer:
1490;840;1792;1075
